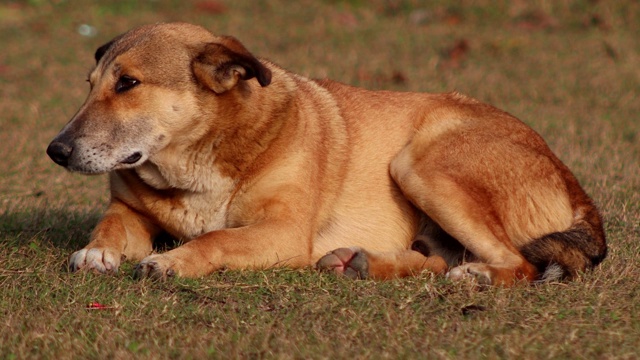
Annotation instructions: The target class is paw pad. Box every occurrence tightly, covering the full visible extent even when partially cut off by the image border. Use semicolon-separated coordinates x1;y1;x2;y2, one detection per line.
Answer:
316;247;369;279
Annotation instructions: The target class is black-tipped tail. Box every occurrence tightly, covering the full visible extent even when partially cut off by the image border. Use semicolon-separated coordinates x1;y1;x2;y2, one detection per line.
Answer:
521;219;607;280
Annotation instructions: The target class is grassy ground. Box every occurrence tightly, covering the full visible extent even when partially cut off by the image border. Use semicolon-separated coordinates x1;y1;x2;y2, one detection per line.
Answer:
1;0;639;358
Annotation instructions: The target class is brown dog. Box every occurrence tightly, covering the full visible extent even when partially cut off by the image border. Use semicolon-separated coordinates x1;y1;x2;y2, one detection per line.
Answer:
46;23;606;285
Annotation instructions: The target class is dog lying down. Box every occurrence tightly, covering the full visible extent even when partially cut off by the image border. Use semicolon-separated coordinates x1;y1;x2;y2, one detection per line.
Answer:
46;23;606;285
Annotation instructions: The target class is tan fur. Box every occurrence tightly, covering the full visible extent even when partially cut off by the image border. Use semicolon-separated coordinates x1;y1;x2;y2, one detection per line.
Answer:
48;23;606;285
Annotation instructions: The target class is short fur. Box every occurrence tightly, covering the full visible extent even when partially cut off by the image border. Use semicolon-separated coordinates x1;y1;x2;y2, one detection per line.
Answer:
47;23;606;285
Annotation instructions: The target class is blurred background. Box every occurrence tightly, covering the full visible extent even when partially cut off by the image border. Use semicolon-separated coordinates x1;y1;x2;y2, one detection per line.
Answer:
0;0;638;237
1;2;639;357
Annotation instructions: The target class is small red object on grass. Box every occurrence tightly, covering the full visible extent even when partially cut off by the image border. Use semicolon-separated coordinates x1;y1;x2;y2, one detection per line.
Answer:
86;301;111;310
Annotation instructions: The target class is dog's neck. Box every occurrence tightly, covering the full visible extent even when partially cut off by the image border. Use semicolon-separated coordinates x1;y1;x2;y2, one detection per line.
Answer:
135;74;294;193
134;161;172;190
135;144;236;194
205;79;294;180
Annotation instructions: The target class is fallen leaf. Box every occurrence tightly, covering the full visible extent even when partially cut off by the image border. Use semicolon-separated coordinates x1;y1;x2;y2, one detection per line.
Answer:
514;10;557;31
440;39;469;69
585;13;611;31
448;39;469;62
444;13;462;26
391;70;408;85
461;304;486;316
194;1;227;15
603;41;618;61
335;11;358;29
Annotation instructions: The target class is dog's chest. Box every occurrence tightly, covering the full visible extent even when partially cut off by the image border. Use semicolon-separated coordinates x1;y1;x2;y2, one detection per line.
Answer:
137;171;237;240
164;189;232;239
133;160;238;239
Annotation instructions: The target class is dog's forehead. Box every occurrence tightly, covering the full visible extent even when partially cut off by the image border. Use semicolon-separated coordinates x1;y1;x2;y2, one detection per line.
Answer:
123;23;217;47
93;23;219;76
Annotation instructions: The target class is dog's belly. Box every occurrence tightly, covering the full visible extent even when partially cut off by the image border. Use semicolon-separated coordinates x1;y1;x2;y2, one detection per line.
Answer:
311;199;418;261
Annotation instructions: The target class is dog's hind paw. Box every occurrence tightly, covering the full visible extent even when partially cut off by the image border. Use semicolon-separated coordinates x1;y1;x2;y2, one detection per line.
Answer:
316;247;369;279
447;264;493;285
69;248;123;274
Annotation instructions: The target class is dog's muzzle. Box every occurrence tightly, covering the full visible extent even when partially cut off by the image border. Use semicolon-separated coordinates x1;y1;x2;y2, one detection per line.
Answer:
46;141;73;167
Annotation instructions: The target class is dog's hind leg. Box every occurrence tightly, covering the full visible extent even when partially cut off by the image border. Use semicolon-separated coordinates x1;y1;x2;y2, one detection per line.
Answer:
316;247;448;280
389;140;540;286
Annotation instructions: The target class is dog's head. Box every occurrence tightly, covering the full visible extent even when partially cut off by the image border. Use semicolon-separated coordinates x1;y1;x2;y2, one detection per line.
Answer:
46;23;271;174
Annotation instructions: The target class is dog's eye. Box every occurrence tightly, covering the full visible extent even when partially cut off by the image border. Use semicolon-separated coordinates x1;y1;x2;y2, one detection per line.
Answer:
115;75;139;93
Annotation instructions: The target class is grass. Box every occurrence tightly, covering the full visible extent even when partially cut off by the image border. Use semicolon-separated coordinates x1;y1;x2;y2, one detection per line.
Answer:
1;0;639;358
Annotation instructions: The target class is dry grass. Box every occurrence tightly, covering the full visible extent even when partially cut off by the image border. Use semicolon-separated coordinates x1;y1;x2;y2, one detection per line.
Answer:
1;0;639;358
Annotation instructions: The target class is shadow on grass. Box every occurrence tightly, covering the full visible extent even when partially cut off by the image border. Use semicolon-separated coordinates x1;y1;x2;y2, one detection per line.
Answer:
0;205;102;251
0;203;181;253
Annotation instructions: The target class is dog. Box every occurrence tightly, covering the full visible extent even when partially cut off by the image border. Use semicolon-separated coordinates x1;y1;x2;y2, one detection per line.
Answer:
46;23;606;285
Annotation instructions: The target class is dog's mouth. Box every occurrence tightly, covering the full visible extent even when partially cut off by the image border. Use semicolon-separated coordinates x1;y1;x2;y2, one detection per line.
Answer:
120;152;143;165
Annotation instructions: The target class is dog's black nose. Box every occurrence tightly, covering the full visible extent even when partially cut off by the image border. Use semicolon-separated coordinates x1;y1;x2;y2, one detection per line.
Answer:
46;141;73;167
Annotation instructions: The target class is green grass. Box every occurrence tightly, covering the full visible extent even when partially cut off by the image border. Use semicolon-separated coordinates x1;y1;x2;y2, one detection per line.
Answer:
1;0;639;358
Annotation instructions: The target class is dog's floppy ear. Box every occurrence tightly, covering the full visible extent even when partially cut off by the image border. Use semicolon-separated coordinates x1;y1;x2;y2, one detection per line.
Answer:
192;36;272;94
94;40;115;63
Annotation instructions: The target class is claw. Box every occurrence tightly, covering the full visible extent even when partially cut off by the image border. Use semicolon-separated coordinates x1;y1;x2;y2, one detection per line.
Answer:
133;258;175;280
133;261;159;280
447;264;493;285
68;248;121;274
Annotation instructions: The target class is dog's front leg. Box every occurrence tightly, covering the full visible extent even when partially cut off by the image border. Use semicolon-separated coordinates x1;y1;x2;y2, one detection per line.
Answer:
134;221;310;279
69;199;159;274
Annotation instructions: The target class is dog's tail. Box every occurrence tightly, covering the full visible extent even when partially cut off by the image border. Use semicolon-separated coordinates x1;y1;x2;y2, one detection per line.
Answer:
520;206;607;282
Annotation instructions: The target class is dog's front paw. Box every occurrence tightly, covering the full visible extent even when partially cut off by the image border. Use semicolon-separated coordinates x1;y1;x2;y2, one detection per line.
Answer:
316;247;369;279
69;248;123;274
133;254;178;280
